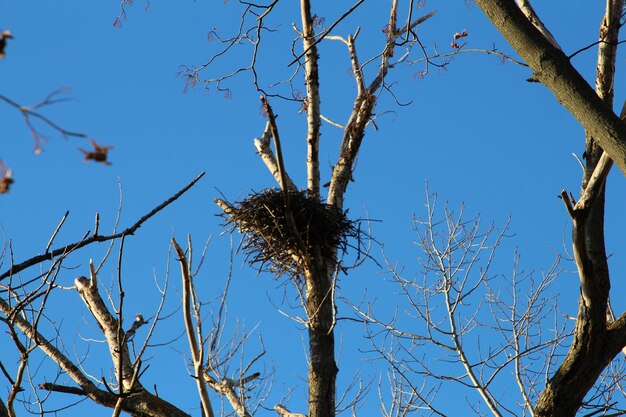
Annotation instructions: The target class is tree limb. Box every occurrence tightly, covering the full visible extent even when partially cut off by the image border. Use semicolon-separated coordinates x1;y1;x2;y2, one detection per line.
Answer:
172;238;215;417
254;121;297;191
75;267;138;393
474;0;626;176
0;172;205;281
327;6;435;210
299;0;322;198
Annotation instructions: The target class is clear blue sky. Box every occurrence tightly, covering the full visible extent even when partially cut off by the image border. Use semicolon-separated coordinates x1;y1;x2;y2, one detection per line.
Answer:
1;1;624;416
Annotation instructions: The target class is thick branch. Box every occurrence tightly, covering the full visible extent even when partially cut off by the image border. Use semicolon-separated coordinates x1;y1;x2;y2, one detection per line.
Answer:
204;373;255;417
535;3;624;416
75;272;138;392
475;0;626;175
254;121;297;191
300;0;321;198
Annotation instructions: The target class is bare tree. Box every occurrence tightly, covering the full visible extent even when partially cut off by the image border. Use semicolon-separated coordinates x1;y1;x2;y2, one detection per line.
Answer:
353;194;566;416
0;175;204;417
4;2;624;417
212;2;442;417
466;1;626;416
1;1;449;416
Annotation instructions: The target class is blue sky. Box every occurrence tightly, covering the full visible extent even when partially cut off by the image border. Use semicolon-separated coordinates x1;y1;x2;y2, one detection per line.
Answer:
1;1;625;416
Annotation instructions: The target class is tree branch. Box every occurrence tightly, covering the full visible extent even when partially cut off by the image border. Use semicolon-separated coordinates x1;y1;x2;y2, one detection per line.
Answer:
327;6;435;209
0;172;205;281
0;297;116;408
75;264;138;393
254;121;297;191
299;0;322;198
474;0;626;175
172;238;215;417
514;0;561;50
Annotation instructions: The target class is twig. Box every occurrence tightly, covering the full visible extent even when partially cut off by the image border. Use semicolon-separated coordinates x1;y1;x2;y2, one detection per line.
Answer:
288;0;365;67
45;211;70;254
0;90;89;154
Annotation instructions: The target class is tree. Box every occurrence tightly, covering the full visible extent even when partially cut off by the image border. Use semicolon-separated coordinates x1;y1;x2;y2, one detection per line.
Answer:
472;1;626;416
0;1;625;417
1;2;442;416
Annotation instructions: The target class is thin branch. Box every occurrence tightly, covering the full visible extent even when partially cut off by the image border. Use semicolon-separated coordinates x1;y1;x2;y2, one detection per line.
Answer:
288;0;365;67
0;172;205;281
39;383;86;396
173;238;215;417
45;211;70;254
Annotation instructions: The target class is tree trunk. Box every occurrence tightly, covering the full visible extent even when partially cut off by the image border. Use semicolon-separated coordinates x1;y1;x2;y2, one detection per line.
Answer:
529;1;625;415
474;2;626;416
304;249;338;417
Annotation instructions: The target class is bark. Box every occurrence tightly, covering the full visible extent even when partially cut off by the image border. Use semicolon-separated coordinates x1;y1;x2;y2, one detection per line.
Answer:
304;252;338;417
474;0;626;176
0;398;8;417
524;1;626;416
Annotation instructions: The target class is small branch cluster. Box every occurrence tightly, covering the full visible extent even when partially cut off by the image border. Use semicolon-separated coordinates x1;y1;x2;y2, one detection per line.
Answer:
173;236;268;417
0;88;113;193
0;89;101;155
354;192;566;416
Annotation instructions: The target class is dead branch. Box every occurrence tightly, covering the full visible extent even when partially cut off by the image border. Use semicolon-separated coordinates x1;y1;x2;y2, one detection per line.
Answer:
0;172;205;281
254;121;297;191
204;372;256;417
38;383;86;396
0;89;91;154
172;238;215;417
260;96;293;195
75;266;138;393
515;0;562;50
274;404;307;417
327;7;435;210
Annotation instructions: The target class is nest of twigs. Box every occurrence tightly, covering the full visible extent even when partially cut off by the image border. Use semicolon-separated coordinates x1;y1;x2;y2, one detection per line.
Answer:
218;188;358;278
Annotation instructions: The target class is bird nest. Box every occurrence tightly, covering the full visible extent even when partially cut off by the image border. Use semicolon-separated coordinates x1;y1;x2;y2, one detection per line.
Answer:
218;189;358;278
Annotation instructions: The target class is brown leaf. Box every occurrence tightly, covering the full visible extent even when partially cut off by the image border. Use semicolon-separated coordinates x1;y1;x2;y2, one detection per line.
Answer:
79;139;113;165
0;30;14;59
